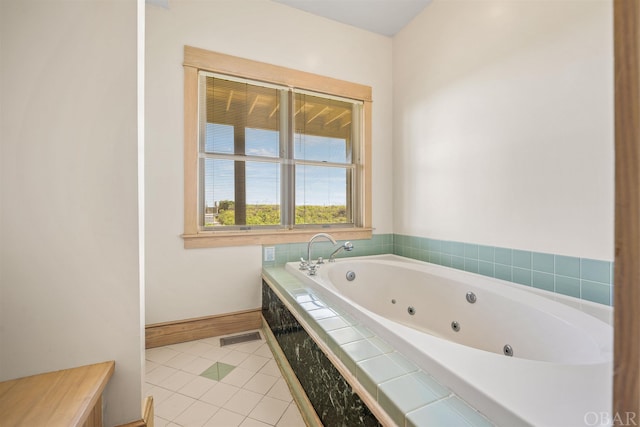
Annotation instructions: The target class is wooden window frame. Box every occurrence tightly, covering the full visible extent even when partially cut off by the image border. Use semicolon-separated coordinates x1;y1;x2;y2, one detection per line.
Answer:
182;46;373;248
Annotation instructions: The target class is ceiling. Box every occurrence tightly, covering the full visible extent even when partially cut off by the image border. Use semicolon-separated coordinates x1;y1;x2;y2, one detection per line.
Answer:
272;0;432;36
146;0;432;37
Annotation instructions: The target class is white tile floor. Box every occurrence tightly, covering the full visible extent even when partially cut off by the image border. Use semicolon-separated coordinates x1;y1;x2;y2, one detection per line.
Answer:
145;330;306;427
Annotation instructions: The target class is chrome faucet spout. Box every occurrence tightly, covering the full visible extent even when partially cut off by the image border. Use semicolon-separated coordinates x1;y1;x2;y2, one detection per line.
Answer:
307;233;337;265
329;241;354;262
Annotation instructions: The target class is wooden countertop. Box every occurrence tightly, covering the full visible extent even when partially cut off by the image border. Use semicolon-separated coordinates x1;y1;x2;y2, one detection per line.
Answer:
0;361;115;427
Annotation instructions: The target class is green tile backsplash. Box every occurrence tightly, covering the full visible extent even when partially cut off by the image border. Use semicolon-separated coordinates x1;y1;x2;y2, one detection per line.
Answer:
262;233;394;268
262;233;613;306
393;234;614;307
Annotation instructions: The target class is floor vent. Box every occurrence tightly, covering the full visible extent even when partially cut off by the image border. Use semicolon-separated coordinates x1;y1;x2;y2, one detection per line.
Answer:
220;331;261;346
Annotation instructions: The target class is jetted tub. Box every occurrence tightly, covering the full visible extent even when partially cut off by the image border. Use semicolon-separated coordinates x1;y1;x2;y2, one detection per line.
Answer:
285;255;613;427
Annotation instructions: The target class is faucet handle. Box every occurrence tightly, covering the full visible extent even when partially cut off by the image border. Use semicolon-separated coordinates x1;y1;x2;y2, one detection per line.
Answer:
316;257;324;264
299;257;309;270
308;264;318;276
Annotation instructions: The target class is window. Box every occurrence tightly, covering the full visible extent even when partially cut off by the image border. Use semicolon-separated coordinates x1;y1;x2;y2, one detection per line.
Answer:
200;76;284;229
183;46;372;248
200;75;360;230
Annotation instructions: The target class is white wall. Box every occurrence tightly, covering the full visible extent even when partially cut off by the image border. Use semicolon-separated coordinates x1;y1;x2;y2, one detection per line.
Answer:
393;0;614;260
0;1;142;425
145;0;393;324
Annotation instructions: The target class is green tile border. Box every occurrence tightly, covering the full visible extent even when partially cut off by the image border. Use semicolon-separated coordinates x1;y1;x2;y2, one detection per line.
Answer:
262;233;394;268
392;234;614;307
262;233;613;307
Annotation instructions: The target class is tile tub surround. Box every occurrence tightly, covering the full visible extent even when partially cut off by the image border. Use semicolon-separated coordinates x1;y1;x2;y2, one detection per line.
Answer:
262;234;394;268
262;280;381;427
393;235;614;306
263;233;614;306
261;268;493;427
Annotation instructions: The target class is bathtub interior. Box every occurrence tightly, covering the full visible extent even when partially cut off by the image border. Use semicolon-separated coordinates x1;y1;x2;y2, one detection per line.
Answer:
312;258;613;365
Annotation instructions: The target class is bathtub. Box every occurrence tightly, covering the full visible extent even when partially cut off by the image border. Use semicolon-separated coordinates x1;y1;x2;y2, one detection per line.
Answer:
284;254;613;427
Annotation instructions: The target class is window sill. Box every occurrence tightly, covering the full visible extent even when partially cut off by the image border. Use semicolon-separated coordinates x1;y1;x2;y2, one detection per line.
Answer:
182;228;373;249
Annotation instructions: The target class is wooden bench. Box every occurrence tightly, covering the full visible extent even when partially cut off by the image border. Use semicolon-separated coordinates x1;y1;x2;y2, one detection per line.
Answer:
0;361;115;427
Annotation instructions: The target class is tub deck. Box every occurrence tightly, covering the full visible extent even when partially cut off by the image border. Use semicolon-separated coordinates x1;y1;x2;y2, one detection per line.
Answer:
263;266;495;427
263;254;613;427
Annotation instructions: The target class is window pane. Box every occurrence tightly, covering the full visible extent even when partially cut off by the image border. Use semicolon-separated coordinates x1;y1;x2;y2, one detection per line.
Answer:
294;133;347;163
203;158;235;226
294;92;352;163
246;161;280;226
204;76;280;156
296;165;350;225
246;127;279;157
205;123;233;154
203;159;280;227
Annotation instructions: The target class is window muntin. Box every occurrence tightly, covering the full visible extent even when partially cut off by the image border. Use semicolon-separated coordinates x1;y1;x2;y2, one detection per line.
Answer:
198;72;361;230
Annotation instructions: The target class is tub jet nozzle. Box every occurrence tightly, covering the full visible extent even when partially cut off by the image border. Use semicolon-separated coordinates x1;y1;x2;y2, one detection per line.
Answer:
466;292;477;304
503;344;514;357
